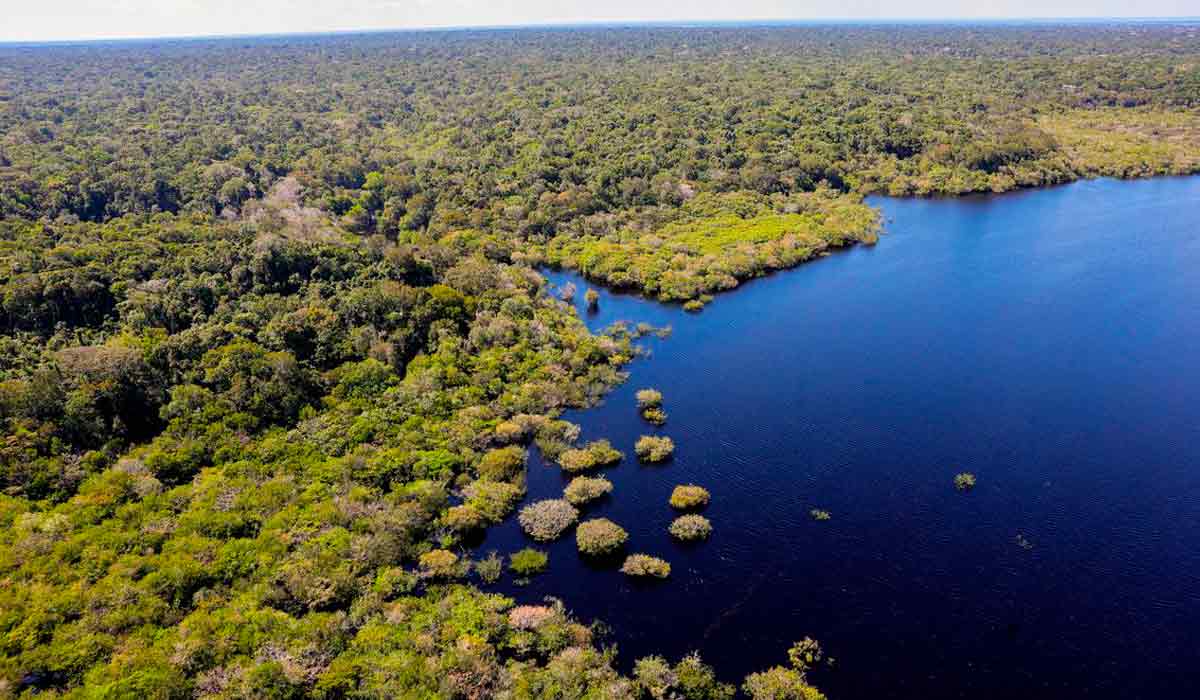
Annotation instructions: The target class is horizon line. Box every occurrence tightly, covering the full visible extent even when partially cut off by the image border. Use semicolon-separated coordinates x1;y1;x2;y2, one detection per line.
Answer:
3;16;1199;47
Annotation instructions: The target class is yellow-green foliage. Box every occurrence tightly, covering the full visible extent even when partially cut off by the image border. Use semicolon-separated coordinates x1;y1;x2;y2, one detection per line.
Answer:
620;554;672;579
509;548;549;577
462;479;525;522
545;191;880;304
477;445;526;482
955;473;977;491
418;549;460;578
558;439;624;473
443;504;486;532
576;518;629;556
635;435;675;462
563;475;614;506
669;484;711;510
1039;108;1200;178
810;509;832;521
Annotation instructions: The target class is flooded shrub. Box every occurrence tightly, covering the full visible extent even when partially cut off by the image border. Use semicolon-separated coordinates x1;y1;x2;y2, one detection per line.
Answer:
558;281;577;301
558;439;623;473
462;480;524;522
585;288;600;310
955;472;977;491
564;475;613;506
669;484;711;510
418;549;460;579
635;435;675;462
683;299;705;312
635;654;734;700
641;407;668;425
621;553;671;579
636;388;664;409
509;548;549;577
518;499;579;541
477;445;526;482
810;509;831;521
669;514;713;541
576;518;629;556
443;504;485;532
474;551;503;584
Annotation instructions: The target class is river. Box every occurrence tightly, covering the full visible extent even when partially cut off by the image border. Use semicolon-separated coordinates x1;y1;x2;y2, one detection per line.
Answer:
484;176;1200;699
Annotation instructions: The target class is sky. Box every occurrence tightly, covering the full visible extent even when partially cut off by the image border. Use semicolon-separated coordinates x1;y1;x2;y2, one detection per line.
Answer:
2;1;1197;43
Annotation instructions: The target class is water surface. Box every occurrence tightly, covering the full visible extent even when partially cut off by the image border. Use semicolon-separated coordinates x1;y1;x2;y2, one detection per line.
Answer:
486;176;1200;699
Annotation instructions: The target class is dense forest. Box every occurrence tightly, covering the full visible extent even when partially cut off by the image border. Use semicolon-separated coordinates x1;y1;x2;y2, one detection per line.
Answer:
0;22;1198;699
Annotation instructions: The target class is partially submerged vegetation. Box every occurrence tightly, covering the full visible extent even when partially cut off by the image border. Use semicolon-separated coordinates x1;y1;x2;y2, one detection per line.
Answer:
955;473;978;491
670;514;714;542
637;388;668;424
518;499;581;541
509;548;550;577
636;435;677;462
670;484;713;510
621;554;673;579
811;509;832;521
564;475;614;506
559;439;624;473
576;518;630;556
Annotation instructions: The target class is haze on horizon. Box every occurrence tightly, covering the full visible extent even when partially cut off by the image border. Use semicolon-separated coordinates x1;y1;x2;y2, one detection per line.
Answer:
2;0;1198;43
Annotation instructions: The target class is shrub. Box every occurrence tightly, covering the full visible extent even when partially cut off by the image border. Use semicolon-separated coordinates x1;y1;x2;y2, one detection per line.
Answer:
635;435;675;462
509;548;549;577
621;554;671;578
955;472;977;491
669;514;712;541
462;480;524;522
576;518;629;556
418;549;460;579
810;509;831;521
641;407;667;425
518;499;579;541
558;439;623;473
669;484;711;510
563;475;613;506
683;299;705;312
474;551;503;584
636;388;664;409
477;446;526;482
443;504;485;532
585;288;600;310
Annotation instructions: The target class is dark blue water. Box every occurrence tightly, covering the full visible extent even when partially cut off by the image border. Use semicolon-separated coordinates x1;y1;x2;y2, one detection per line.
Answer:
484;176;1200;699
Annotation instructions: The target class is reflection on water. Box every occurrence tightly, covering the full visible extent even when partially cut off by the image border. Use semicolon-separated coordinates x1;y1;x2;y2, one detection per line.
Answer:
483;177;1200;699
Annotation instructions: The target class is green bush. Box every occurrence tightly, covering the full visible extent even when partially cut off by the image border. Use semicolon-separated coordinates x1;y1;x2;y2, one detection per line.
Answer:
518;499;579;541
635;435;675;462
621;554;671;579
810;509;831;521
443;504;486;532
477;446;526;482
558;439;624;473
509;548;549;577
474;551;503;584
576;518;629;556
636;388;664;409
669;484;711;510
563;475;613;505
669;514;713;541
419;549;461;579
641;407;668;425
955;472;977;491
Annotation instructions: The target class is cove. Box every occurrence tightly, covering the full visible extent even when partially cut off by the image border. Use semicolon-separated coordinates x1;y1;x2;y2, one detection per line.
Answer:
483;176;1200;699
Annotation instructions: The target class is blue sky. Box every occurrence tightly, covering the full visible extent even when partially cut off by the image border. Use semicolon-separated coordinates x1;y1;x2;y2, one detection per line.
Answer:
3;1;1197;42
